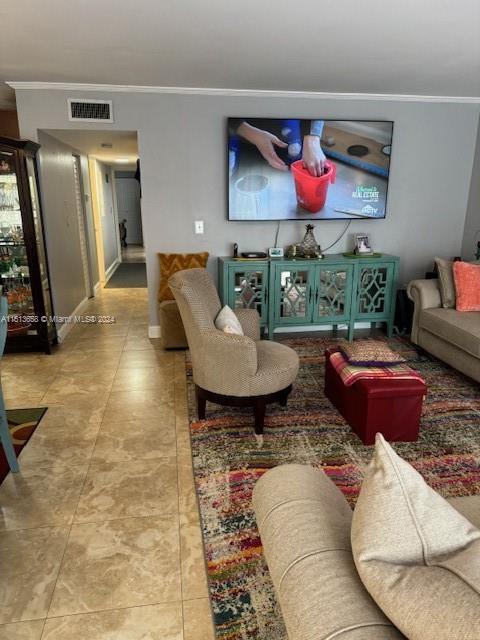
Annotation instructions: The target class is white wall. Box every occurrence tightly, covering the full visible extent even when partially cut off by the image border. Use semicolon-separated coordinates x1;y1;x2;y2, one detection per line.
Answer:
16;89;480;329
80;154;99;287
37;131;89;329
462;115;480;261
94;160;119;275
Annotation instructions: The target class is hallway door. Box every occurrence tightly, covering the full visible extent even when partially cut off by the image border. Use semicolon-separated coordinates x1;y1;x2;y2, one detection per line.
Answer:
115;175;143;246
72;154;94;297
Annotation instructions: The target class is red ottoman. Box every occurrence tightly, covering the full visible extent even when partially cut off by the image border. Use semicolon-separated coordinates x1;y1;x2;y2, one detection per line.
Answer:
324;349;426;445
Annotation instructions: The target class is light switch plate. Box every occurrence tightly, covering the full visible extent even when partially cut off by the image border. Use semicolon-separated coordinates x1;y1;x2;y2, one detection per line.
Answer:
194;220;204;234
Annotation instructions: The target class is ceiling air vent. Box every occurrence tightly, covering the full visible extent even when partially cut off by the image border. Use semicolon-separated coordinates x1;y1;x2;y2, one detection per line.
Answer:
67;99;113;123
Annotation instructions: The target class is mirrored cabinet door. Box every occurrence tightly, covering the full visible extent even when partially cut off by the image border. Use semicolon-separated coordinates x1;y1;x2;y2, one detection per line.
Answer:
228;266;269;324
275;267;314;323
314;265;354;322
356;264;395;318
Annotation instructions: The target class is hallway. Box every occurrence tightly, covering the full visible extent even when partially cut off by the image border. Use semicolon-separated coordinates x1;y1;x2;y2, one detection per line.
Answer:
0;288;213;640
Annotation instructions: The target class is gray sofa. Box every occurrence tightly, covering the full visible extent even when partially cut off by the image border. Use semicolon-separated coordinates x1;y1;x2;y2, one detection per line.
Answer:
253;464;480;640
407;279;480;383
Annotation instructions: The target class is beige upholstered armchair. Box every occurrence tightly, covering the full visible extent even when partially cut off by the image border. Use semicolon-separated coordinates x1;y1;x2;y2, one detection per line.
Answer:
169;268;299;434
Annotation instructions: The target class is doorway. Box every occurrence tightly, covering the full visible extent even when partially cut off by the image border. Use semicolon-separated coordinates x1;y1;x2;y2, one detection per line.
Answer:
105;167;147;288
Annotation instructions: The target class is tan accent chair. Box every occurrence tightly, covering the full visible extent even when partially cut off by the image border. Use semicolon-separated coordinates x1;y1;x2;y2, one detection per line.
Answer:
169;268;299;434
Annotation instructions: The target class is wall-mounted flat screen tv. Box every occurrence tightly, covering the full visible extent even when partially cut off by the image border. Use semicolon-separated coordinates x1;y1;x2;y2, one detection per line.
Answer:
228;118;393;221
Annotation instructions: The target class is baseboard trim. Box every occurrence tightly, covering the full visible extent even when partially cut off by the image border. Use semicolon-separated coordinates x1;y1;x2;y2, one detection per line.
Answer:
272;322;372;334
56;297;89;342
93;282;101;295
148;325;162;339
104;259;120;284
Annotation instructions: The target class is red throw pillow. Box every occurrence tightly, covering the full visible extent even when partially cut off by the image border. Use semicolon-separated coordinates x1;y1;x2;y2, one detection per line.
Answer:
453;261;480;311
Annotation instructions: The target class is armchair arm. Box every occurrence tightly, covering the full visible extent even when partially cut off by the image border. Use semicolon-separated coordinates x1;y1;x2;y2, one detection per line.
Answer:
234;308;261;341
200;329;258;396
407;279;442;344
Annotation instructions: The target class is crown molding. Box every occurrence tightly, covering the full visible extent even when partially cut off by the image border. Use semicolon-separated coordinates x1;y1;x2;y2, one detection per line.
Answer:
6;81;480;104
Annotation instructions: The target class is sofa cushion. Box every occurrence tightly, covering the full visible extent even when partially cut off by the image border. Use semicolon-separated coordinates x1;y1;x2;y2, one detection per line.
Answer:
352;434;480;640
454;261;480;311
253;464;404;640
419;308;480;358
435;257;456;308
448;495;480;530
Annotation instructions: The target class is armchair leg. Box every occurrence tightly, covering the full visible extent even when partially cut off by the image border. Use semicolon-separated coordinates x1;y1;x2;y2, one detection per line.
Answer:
195;386;207;420
254;399;267;435
194;385;292;434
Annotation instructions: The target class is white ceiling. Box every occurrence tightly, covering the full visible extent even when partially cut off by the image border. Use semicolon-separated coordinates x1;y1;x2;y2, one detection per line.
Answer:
45;130;138;164
1;0;479;108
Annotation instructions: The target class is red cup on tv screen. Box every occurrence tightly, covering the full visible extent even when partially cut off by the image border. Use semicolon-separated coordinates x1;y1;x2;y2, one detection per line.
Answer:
291;159;336;213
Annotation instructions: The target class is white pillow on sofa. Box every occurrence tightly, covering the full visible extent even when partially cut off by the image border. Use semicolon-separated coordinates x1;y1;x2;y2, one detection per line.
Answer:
351;434;480;640
214;305;244;335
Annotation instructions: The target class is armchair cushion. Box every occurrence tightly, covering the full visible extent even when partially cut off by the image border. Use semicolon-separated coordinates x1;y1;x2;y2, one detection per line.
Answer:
250;341;299;396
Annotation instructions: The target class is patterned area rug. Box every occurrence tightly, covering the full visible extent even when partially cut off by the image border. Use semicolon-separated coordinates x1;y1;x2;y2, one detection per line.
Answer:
0;408;47;484
186;336;480;640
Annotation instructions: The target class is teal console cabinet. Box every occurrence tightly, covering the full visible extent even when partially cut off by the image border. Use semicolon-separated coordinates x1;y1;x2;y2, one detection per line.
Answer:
218;254;399;340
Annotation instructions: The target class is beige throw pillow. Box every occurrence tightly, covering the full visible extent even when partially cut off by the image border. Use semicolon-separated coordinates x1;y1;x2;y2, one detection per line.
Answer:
351;434;480;640
435;257;456;308
215;305;244;335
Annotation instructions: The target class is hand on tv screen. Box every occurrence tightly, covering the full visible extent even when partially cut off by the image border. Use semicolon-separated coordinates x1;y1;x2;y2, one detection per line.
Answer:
236;122;288;171
302;135;326;176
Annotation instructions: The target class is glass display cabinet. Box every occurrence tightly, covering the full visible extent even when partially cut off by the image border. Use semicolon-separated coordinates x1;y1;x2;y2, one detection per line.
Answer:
0;137;56;353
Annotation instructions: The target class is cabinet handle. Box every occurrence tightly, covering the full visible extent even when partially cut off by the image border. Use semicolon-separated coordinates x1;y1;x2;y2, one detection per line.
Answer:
315;288;319;302
308;287;312;302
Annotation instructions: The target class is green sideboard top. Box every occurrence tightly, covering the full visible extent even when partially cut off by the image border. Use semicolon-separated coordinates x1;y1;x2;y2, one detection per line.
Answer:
218;253;399;264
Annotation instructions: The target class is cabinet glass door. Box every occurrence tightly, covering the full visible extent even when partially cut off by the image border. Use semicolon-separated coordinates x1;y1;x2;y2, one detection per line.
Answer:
0;150;37;336
313;264;354;322
25;156;53;326
356;263;395;318
275;266;314;324
228;266;268;324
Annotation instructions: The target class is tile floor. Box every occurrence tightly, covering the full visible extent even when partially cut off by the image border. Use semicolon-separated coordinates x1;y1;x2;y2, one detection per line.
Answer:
0;287;214;640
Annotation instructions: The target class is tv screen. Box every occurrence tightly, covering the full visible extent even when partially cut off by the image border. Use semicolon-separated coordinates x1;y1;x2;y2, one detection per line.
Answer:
228;118;393;221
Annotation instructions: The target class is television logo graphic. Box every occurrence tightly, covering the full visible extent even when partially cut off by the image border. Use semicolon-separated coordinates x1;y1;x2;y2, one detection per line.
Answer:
361;205;379;215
